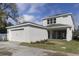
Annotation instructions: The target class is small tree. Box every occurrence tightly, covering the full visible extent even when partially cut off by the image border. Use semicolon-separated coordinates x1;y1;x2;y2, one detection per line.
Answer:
0;3;19;33
73;25;79;39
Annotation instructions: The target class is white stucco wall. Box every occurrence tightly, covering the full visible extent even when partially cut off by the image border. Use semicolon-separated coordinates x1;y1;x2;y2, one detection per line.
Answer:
42;20;47;26
66;28;72;41
7;26;48;43
56;16;74;41
7;27;29;42
56;15;74;31
42;15;74;41
42;15;74;31
29;27;48;42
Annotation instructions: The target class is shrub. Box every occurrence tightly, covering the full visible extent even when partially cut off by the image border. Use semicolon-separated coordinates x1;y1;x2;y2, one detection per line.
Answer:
30;39;48;44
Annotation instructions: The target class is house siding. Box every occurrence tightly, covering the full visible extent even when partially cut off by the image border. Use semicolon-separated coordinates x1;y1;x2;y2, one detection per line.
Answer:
42;15;74;31
42;13;74;41
29;26;48;42
7;26;48;43
7;13;74;42
56;15;74;31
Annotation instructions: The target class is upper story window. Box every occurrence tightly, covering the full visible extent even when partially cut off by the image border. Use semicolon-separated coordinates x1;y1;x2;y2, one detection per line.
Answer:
50;18;52;24
54;18;56;23
47;19;49;24
47;18;56;24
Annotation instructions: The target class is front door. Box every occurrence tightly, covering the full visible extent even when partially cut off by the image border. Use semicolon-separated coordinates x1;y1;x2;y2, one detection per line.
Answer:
48;30;66;39
53;30;66;39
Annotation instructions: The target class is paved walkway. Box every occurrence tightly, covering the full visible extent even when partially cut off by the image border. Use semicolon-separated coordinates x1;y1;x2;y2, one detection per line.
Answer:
0;41;78;56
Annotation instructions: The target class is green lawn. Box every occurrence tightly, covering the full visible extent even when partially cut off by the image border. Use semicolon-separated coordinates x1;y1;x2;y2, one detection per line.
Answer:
20;40;79;54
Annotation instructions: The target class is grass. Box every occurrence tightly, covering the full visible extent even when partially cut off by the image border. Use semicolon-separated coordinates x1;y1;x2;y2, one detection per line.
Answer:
20;40;79;54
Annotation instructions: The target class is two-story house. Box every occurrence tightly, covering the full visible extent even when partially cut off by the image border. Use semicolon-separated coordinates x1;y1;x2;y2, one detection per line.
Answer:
43;13;74;41
6;13;75;42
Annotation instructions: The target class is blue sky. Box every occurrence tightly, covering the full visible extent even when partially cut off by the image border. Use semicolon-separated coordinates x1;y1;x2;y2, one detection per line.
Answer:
8;3;79;27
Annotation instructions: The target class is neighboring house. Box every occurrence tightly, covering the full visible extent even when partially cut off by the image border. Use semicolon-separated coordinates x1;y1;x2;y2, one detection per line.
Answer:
6;13;75;42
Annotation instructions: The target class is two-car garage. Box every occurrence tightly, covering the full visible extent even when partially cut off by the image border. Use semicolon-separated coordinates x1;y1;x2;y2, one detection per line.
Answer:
6;22;48;43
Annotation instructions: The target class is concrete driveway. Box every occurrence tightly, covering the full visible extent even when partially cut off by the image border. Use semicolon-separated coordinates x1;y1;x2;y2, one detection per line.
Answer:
0;41;78;56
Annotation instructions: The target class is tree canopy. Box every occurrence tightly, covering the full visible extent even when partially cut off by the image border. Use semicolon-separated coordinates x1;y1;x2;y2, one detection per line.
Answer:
0;3;18;33
0;3;18;21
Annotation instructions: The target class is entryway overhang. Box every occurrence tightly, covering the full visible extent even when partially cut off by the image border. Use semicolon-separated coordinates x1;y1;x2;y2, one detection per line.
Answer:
46;24;71;30
46;24;72;41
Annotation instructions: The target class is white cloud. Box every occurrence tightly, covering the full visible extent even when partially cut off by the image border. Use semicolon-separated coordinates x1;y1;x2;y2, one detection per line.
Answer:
16;3;46;24
16;3;30;14
35;20;42;25
16;4;26;11
17;14;43;25
7;17;17;25
27;3;46;13
16;3;46;14
17;15;36;23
